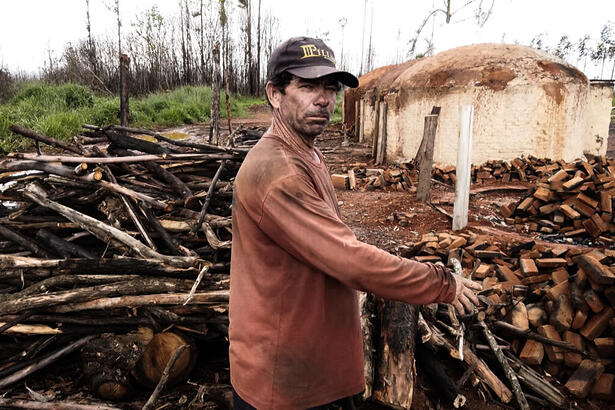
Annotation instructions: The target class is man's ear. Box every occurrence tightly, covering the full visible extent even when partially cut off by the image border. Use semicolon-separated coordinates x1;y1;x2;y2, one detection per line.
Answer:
266;82;281;110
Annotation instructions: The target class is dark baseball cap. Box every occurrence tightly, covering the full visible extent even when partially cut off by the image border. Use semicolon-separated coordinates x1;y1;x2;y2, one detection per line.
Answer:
267;36;359;88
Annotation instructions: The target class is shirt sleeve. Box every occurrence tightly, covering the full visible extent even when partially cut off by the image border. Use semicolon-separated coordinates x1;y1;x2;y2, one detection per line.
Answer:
258;174;457;305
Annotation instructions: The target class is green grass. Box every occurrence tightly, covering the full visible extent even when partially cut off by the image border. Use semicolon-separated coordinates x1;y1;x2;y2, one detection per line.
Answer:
0;82;266;153
330;91;343;124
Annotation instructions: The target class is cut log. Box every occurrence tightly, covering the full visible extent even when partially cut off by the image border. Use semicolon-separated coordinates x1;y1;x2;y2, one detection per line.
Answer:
519;339;544;365
23;182;195;267
132;331;197;389
591;373;615;400
581;307;615;340
81;328;154;400
537;325;564;363
564;359;605;398
372;300;416;409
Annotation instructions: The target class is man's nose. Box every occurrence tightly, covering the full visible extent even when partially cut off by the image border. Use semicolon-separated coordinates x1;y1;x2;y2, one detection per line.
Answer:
314;88;331;107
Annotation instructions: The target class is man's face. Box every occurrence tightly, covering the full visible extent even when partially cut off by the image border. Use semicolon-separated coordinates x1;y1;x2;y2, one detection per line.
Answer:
268;76;339;139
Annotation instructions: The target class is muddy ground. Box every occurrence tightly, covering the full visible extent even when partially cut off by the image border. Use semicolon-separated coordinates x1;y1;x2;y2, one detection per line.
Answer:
4;107;609;409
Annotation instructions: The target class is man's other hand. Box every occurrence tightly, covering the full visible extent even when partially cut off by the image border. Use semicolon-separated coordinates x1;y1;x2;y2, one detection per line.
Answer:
451;275;482;315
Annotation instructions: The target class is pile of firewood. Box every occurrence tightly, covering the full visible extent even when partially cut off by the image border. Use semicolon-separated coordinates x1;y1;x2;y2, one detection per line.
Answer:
0;124;248;406
433;156;563;185
502;155;615;243
332;156;563;192
331;164;415;191
397;231;615;408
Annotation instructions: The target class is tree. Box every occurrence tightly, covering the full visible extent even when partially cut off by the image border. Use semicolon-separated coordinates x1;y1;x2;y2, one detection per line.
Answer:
591;23;613;78
553;35;572;62
408;0;496;58
577;34;591;71
529;33;548;52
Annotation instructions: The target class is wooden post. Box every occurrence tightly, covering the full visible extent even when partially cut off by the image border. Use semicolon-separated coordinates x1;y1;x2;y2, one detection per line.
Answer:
119;54;130;126
358;100;365;143
372;100;379;158
375;101;387;165
416;112;439;202
453;105;474;231
209;42;221;145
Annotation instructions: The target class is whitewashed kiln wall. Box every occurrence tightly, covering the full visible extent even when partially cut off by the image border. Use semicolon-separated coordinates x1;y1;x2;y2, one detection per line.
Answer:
361;91;379;146
584;84;614;155
382;82;601;166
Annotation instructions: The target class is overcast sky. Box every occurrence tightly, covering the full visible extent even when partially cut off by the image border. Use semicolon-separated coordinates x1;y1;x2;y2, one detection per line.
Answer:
0;0;613;79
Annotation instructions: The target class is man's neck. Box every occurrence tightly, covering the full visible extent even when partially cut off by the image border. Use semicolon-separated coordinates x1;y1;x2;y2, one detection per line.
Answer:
270;109;321;163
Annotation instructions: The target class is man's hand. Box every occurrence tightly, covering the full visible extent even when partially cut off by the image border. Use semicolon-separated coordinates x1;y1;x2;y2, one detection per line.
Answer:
451;275;482;315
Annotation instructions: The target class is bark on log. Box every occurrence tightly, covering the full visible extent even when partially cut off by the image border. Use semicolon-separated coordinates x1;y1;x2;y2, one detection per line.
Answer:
479;319;529;410
416;343;466;408
9;124;85;155
35;229;95;259
427;322;513;403
0;255;199;276
104;130;174;155
23;182;195;267
83;124;241;154
506;351;568;408
12;152;235;163
81;329;153;401
0;278;192;315
0;222;54;258
360;292;377;401
51;290;229;313
0;335;94;389
0;398;120;410
372;300;416;409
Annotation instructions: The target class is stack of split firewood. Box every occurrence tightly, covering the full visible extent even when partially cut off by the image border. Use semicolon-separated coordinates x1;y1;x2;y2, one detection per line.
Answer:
502;155;615;243
433;156;564;185
0;124;247;406
395;231;615;408
331;164;415;191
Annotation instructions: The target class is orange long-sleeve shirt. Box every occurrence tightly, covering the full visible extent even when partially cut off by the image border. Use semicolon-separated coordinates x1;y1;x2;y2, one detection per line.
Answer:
229;122;457;409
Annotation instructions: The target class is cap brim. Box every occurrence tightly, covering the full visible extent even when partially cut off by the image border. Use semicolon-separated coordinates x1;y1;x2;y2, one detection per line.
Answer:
287;65;359;88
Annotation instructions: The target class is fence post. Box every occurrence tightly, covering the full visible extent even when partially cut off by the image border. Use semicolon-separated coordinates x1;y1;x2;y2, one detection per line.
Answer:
453;105;474;231
416;108;440;202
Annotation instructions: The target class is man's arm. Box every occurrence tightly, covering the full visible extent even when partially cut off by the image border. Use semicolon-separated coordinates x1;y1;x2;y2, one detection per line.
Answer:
258;174;479;309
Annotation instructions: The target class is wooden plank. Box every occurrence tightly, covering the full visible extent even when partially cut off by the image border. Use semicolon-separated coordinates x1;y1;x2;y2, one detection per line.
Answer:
564;359;605;398
538;325;564;364
519;339;544;365
580;307;615;340
594;338;615;358
416;113;439;202
575;255;615;285
375;101;387;165
453;105;473;231
519;258;539;276
563;331;584;368
591;373;615;400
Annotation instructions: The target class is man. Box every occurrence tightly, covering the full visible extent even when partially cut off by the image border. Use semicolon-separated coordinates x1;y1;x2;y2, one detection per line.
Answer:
229;37;481;409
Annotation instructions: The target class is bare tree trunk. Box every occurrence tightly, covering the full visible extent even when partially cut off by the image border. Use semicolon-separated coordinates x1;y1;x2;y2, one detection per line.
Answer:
246;0;254;94
256;0;262;94
184;0;193;84
210;42;221;145
115;0;121;55
200;0;205;83
225;69;232;134
119;54;130;126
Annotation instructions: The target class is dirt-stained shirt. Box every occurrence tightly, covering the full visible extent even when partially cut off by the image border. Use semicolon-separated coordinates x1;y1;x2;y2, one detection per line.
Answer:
229;116;457;409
